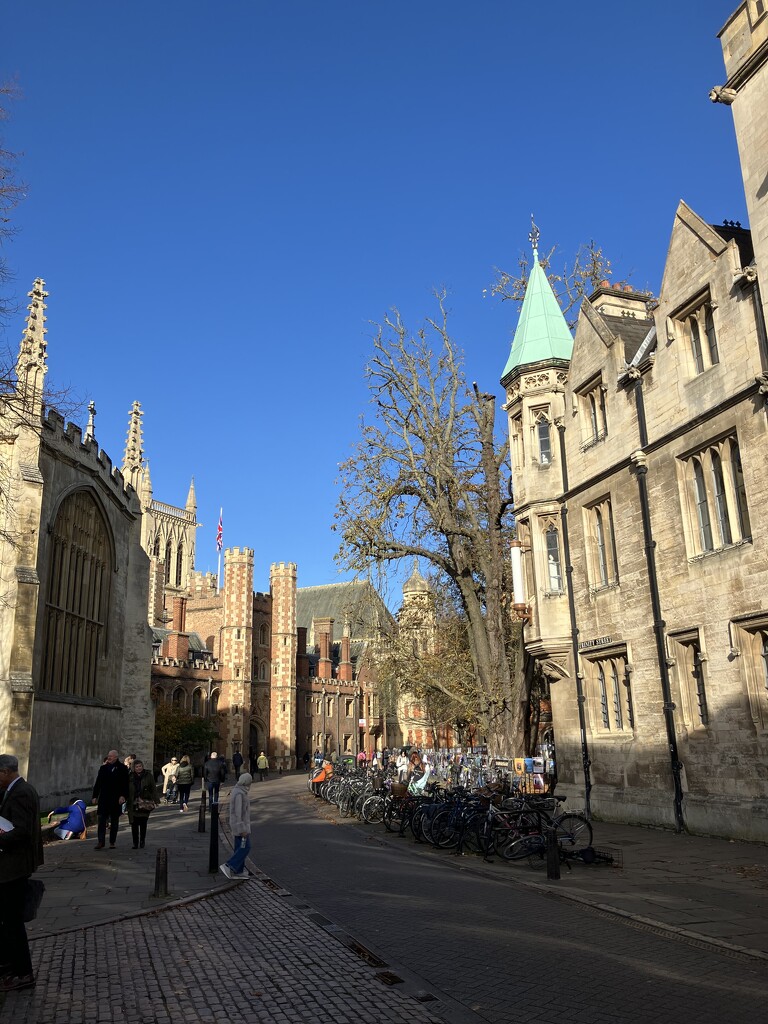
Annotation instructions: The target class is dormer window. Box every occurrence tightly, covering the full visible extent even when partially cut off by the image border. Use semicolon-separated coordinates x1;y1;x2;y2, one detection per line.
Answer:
577;377;607;450
676;294;719;376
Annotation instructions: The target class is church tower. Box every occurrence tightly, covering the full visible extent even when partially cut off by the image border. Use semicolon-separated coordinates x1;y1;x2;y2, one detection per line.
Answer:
500;224;573;663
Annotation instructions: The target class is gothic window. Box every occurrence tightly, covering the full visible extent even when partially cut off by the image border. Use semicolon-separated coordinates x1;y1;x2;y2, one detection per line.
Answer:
668;630;709;729
41;489;112;700
732;615;768;733
259;661;268;681
345;697;354;717
151;687;163;706
176;542;184;586
210;689;220;715
676;295;719;376
585;497;619;591
326;696;334;716
583;652;633;734
510;414;524;472
153;535;161;558
191;689;202;716
165;540;173;584
544;524;563;592
693;459;714;552
537;418;551;464
259;623;268;646
577;377;608;450
680;436;751;556
172;687;185;709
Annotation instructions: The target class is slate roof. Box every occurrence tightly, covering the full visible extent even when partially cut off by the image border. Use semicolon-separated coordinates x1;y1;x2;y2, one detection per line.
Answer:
296;581;394;643
151;627;209;653
601;314;656;364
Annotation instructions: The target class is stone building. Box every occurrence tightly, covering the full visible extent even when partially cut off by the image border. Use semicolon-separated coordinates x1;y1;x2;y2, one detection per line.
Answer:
150;555;391;768
0;280;153;804
501;3;768;841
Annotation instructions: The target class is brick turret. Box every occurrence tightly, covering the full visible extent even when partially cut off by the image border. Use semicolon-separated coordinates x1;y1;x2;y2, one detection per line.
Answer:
270;562;298;769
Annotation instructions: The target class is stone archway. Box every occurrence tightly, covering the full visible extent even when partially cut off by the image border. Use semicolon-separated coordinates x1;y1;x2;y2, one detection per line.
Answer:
249;719;267;771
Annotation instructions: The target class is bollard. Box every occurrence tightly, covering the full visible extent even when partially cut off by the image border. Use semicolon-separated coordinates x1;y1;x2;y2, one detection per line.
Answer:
198;789;206;833
208;800;219;873
546;826;561;880
153;847;169;898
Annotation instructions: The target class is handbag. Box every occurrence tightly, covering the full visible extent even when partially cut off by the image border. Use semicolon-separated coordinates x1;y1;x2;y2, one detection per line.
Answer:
134;797;156;812
23;879;45;922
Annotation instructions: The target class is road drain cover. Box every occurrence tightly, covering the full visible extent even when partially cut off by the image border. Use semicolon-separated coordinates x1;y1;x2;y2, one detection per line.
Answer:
375;971;405;986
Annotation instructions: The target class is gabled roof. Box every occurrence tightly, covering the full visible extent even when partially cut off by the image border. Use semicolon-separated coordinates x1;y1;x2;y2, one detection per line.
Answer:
501;252;573;383
601;314;655;364
296;581;394;642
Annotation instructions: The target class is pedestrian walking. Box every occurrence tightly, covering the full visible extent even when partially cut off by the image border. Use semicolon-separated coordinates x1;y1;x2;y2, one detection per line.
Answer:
313;748;323;769
256;751;269;781
303;752;310;773
203;750;225;805
175;754;194;811
47;798;88;840
0;753;44;992
91;749;130;850
161;756;179;803
232;750;244;780
126;760;159;849
220;772;253;879
357;749;366;768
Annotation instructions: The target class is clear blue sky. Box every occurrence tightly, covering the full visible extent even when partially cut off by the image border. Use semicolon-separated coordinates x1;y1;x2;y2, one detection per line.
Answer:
2;1;746;604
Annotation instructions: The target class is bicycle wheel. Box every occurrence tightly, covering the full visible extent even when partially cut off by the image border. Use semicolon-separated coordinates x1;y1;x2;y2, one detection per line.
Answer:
461;813;487;855
362;795;384;824
500;832;545;861
339;792;352;818
433;809;461;849
383;799;403;832
554;813;593;852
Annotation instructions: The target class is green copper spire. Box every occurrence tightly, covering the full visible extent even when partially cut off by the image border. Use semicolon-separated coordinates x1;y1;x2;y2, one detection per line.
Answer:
500;222;573;382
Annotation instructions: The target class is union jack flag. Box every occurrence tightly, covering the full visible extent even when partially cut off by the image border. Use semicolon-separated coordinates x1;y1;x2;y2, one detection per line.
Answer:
216;509;223;552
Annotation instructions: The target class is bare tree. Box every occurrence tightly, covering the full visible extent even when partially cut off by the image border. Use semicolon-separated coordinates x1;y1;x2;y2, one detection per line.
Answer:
335;291;527;755
490;240;613;328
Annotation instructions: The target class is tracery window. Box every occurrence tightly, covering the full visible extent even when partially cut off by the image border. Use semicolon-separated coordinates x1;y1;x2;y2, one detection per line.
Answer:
41;489;112;700
191;688;202;715
668;630;709;729
680;436;751;557
584;652;633;734
176;542;184;587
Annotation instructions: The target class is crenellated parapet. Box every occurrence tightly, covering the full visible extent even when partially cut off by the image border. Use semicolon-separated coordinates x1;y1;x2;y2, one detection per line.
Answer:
42;408;140;513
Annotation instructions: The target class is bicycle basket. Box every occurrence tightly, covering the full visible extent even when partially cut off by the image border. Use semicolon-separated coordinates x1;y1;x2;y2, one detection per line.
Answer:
391;782;408;798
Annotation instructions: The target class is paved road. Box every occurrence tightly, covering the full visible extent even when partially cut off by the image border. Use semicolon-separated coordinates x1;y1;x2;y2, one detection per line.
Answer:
249;776;768;1024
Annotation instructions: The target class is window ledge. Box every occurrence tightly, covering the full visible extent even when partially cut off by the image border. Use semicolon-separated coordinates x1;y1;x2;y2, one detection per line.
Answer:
591;729;635;740
580;431;607;453
589;579;620;597
542;589;564;599
688;538;752;562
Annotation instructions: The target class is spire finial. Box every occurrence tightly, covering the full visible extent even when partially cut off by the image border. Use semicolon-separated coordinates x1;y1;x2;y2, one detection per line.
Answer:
528;214;540;262
122;400;145;491
85;400;96;442
15;278;49;415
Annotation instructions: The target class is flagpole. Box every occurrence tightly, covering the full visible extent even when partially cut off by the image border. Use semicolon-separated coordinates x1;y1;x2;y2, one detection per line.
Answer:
216;507;223;592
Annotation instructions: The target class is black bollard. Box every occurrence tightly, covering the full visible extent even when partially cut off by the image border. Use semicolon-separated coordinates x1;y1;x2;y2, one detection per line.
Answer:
198;789;206;833
153;847;169;898
546;826;561;880
208;800;219;873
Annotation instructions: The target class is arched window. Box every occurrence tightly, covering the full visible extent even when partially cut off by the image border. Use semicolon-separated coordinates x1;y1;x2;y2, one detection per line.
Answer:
595;509;609;586
597;663;610;729
151;687;163;706
689;316;704;374
165;540;173;583
172;687;185;709
259;661;268;681
41;489;112;699
692;459;713;551
210;689;220;715
730;441;751;540
705;305;719;365
710;450;731;546
152;535;161;558
259;623;269;646
536;417;551;465
176;542;184;587
191;688;202;715
545;525;562;591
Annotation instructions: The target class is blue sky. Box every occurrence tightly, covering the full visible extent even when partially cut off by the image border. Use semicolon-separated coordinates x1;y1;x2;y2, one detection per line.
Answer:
2;1;746;605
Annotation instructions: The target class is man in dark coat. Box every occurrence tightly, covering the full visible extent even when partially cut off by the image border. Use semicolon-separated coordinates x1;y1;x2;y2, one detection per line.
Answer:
232;749;244;780
203;750;225;805
91;749;130;850
0;753;44;991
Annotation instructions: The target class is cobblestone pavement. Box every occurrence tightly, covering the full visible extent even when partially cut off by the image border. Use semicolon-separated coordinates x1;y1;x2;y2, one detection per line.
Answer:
3;774;767;1023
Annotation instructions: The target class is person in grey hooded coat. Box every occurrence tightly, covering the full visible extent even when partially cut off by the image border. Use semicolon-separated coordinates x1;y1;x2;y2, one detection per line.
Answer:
220;772;252;879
